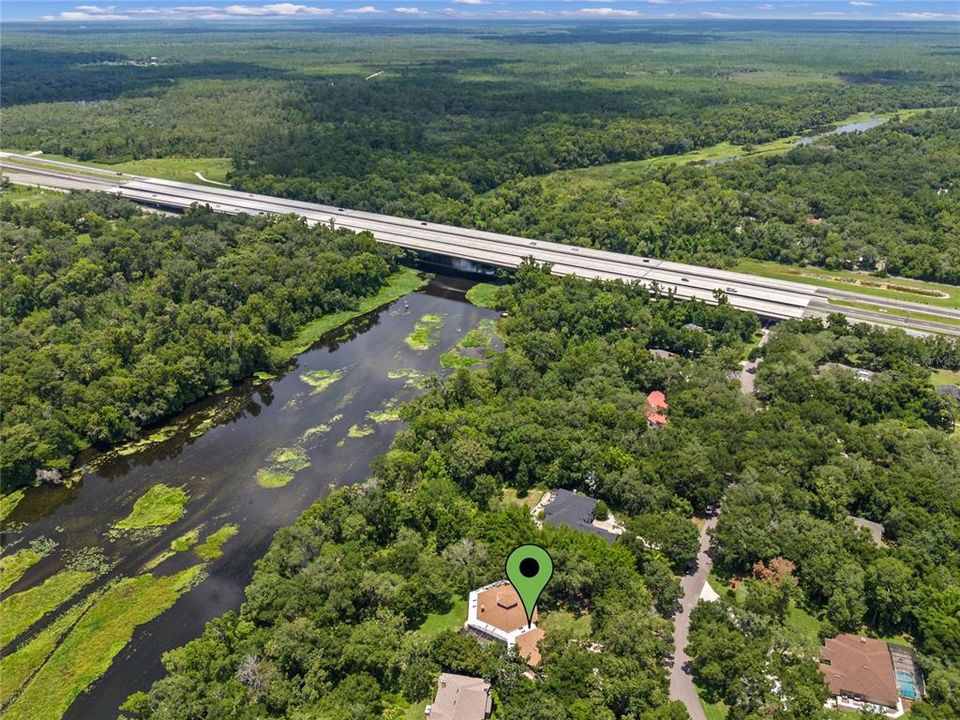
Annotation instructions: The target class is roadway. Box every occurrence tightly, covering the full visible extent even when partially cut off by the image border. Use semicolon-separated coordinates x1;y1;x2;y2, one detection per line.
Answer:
3;152;959;336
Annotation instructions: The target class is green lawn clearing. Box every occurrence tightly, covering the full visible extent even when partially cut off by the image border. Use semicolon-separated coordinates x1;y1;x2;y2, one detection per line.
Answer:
415;596;468;639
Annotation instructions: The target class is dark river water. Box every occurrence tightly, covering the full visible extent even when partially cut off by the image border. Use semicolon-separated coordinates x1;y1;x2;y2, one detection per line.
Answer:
0;274;497;720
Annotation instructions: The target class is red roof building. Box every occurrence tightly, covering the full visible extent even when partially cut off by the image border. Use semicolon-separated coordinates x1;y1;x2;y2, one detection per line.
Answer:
645;391;669;428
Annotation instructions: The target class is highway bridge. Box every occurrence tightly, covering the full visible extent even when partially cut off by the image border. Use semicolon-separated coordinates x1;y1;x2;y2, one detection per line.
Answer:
4;152;960;336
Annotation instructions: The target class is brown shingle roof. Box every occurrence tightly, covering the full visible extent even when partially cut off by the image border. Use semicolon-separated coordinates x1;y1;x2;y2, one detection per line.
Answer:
819;634;899;708
475;583;538;633
515;626;545;667
428;673;492;720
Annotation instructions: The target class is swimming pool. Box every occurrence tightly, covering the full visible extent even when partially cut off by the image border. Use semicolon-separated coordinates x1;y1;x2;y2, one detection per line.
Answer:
896;670;918;699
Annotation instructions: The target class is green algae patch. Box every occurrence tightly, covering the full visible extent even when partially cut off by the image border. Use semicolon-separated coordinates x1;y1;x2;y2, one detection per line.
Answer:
273;267;426;361
301;414;343;440
253;370;278;381
1;565;205;720
405;313;445;351
256;445;311;488
0;569;96;648
195;524;240;561
171;526;203;552
115;423;182;457
347;424;375;438
367;399;402;424
440;350;482;369
0;539;57;594
114;484;189;532
0;593;99;709
300;368;344;394
0;489;26;522
387;368;430;389
142;526;204;571
465;282;502;309
256;468;295;489
440;319;501;369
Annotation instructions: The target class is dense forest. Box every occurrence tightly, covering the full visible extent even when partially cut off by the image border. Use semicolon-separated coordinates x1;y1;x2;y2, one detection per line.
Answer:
462;111;960;283
0;193;404;489
2;23;958;281
121;264;960;719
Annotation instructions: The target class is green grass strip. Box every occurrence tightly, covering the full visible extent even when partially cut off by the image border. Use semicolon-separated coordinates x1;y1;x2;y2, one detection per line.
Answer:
273;267;426;361
1;565;204;720
414;596;468;640
113;483;189;531
735;259;960;310
0;570;96;648
827;298;960;328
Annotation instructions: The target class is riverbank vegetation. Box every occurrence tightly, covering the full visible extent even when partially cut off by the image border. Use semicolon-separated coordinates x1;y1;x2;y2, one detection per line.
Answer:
0;193;407;490
120;264;959;718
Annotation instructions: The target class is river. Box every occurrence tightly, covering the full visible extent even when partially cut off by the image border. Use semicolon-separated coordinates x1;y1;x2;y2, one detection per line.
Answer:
0;273;498;720
702;114;890;166
794;116;888;146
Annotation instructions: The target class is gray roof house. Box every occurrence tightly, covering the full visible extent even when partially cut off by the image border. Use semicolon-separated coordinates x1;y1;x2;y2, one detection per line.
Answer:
542;489;618;544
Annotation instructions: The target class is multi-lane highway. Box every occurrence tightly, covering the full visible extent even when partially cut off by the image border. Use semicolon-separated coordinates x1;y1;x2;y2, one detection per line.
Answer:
3;151;959;336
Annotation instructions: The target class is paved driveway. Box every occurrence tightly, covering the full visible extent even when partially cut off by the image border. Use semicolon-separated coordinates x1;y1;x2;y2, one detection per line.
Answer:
668;515;718;720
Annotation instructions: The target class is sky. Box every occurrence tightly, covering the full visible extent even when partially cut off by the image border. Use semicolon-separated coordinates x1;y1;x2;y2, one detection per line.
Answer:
1;0;958;21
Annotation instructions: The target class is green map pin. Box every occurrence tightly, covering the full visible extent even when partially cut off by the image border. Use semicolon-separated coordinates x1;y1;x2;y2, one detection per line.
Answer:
505;544;554;628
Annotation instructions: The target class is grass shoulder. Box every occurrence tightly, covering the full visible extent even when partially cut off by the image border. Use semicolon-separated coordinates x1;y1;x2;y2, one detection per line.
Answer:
736;259;960;310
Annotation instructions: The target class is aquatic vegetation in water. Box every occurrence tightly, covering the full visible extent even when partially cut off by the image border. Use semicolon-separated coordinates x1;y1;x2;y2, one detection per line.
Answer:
404;313;446;351
440;349;482;369
195;524;239;561
464;282;501;309
65;546;111;575
113;484;189;532
116;425;179;457
300;368;345;394
387;368;430;389
0;592;100;708
0;538;57;594
366;399;402;424
171;527;203;553
256;468;295;489
440;318;501;369
253;370;278;381
142;526;205;571
0;489;26;522
0;568;98;648
0;565;205;720
347;424;375;438
256;445;311;488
